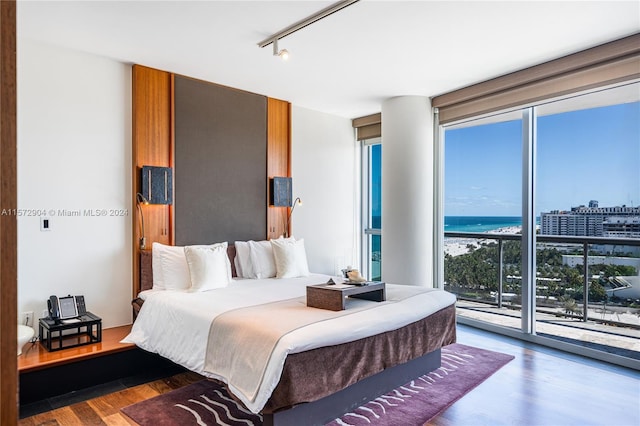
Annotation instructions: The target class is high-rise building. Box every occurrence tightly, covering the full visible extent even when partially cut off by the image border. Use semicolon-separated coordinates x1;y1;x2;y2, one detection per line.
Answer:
603;216;640;238
541;201;640;237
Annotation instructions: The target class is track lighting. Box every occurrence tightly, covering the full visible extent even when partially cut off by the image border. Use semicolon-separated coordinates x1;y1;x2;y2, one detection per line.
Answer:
258;1;360;61
272;39;289;61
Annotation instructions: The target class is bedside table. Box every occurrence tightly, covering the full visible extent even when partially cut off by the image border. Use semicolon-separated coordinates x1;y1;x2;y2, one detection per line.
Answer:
39;312;102;352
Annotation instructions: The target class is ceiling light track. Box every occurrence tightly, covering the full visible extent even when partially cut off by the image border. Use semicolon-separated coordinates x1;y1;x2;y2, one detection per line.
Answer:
258;0;360;52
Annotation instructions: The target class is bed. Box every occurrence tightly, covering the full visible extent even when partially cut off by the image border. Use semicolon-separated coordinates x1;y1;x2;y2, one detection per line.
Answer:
124;244;456;425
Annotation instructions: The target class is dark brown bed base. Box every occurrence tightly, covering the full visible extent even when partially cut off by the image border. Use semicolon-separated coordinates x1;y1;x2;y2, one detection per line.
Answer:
134;249;457;425
264;303;456;425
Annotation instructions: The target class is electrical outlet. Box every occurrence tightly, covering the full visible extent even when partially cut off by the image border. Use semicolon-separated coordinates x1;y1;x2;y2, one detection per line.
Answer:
42;309;49;319
21;311;34;327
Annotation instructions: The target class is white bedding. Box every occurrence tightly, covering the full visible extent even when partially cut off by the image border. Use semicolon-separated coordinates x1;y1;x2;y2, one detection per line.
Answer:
122;274;456;413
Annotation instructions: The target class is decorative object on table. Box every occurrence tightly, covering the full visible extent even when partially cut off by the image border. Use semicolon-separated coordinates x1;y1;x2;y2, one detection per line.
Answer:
346;269;366;283
121;343;515;426
307;281;386;311
341;267;353;278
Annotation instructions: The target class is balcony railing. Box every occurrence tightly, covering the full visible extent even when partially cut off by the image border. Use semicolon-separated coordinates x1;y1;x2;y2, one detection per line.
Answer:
444;232;640;325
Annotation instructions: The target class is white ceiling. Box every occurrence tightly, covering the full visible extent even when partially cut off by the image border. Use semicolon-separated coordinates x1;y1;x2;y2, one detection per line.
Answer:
17;1;640;118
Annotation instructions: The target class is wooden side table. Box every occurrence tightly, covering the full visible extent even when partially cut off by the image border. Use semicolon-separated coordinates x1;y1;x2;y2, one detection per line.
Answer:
306;282;386;311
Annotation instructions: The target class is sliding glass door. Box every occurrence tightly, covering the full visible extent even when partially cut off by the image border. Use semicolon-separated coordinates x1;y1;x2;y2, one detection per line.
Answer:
443;110;523;332
534;85;640;356
442;82;640;362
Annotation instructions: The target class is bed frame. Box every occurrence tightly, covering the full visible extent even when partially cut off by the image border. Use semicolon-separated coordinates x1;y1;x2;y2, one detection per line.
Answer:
134;249;456;425
263;348;441;425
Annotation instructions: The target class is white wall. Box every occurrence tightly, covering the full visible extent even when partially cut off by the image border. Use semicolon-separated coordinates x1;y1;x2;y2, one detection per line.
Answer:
291;106;358;276
17;39;132;328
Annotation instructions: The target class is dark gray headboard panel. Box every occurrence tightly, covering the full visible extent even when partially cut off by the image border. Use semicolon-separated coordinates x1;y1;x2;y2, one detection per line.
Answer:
174;76;267;245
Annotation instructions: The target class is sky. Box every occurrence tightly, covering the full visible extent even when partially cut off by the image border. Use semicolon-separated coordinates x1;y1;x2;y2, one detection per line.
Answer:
444;100;640;217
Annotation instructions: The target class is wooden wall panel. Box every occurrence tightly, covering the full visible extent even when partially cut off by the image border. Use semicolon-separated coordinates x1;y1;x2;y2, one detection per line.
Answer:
0;1;17;423
267;98;291;239
132;65;173;297
131;67;291;296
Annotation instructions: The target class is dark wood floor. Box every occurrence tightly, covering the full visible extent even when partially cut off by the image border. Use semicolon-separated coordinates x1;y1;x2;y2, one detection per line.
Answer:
19;324;640;426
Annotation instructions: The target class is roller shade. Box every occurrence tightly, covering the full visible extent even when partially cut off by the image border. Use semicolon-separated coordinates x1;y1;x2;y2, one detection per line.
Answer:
352;113;381;140
432;33;640;125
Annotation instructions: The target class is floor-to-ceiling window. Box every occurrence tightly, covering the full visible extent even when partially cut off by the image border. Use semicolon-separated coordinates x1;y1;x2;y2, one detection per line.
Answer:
534;86;640;357
443;110;523;332
442;82;640;366
362;138;381;281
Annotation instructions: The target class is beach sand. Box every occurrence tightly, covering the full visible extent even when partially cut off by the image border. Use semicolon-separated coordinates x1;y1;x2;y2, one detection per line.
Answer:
444;225;522;257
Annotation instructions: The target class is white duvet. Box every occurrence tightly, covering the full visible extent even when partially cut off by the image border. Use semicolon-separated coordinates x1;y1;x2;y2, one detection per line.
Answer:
122;274;456;413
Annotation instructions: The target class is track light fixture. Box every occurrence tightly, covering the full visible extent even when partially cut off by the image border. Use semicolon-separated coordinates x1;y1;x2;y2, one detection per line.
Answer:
272;39;289;61
258;0;359;60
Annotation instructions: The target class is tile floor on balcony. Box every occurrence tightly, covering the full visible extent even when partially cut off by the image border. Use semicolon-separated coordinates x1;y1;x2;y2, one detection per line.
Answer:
456;300;640;359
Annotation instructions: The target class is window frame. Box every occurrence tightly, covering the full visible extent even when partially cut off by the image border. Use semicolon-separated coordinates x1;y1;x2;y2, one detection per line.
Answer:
438;81;640;370
361;137;381;280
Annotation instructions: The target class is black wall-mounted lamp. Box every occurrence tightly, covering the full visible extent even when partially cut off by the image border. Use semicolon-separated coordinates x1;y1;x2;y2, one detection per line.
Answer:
141;165;173;205
269;177;292;207
137;165;173;250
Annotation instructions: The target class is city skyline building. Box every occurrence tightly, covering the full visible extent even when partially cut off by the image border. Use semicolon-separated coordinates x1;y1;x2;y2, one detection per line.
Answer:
541;201;640;237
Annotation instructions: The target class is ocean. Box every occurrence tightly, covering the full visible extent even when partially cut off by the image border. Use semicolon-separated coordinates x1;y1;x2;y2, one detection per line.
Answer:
444;216;523;233
371;216;524;234
370;216;524;254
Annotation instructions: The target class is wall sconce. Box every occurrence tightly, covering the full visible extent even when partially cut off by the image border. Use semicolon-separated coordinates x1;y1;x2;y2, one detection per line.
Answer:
137;165;173;250
269;177;292;207
136;193;149;250
141;165;173;205
284;197;302;238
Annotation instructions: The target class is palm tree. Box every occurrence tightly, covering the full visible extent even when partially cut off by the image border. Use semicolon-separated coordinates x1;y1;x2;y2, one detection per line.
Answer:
560;295;579;318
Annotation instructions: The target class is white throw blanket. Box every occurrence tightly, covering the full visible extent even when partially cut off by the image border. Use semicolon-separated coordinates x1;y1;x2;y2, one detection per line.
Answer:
122;274;456;413
204;294;394;402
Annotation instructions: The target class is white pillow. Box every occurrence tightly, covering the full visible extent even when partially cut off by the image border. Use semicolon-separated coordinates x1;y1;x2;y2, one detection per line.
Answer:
184;243;231;291
151;242;166;290
234;241;254;279
152;242;228;291
271;238;310;278
152;242;190;290
248;240;277;279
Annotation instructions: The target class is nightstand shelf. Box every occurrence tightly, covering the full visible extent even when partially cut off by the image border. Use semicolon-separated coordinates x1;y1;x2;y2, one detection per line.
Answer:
39;312;102;352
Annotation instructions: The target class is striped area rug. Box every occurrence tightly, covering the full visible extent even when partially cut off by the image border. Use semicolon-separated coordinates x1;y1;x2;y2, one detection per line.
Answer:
121;343;514;426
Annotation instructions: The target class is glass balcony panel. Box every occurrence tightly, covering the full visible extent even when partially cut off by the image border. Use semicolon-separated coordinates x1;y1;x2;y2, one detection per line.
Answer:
534;241;640;358
444;235;522;332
